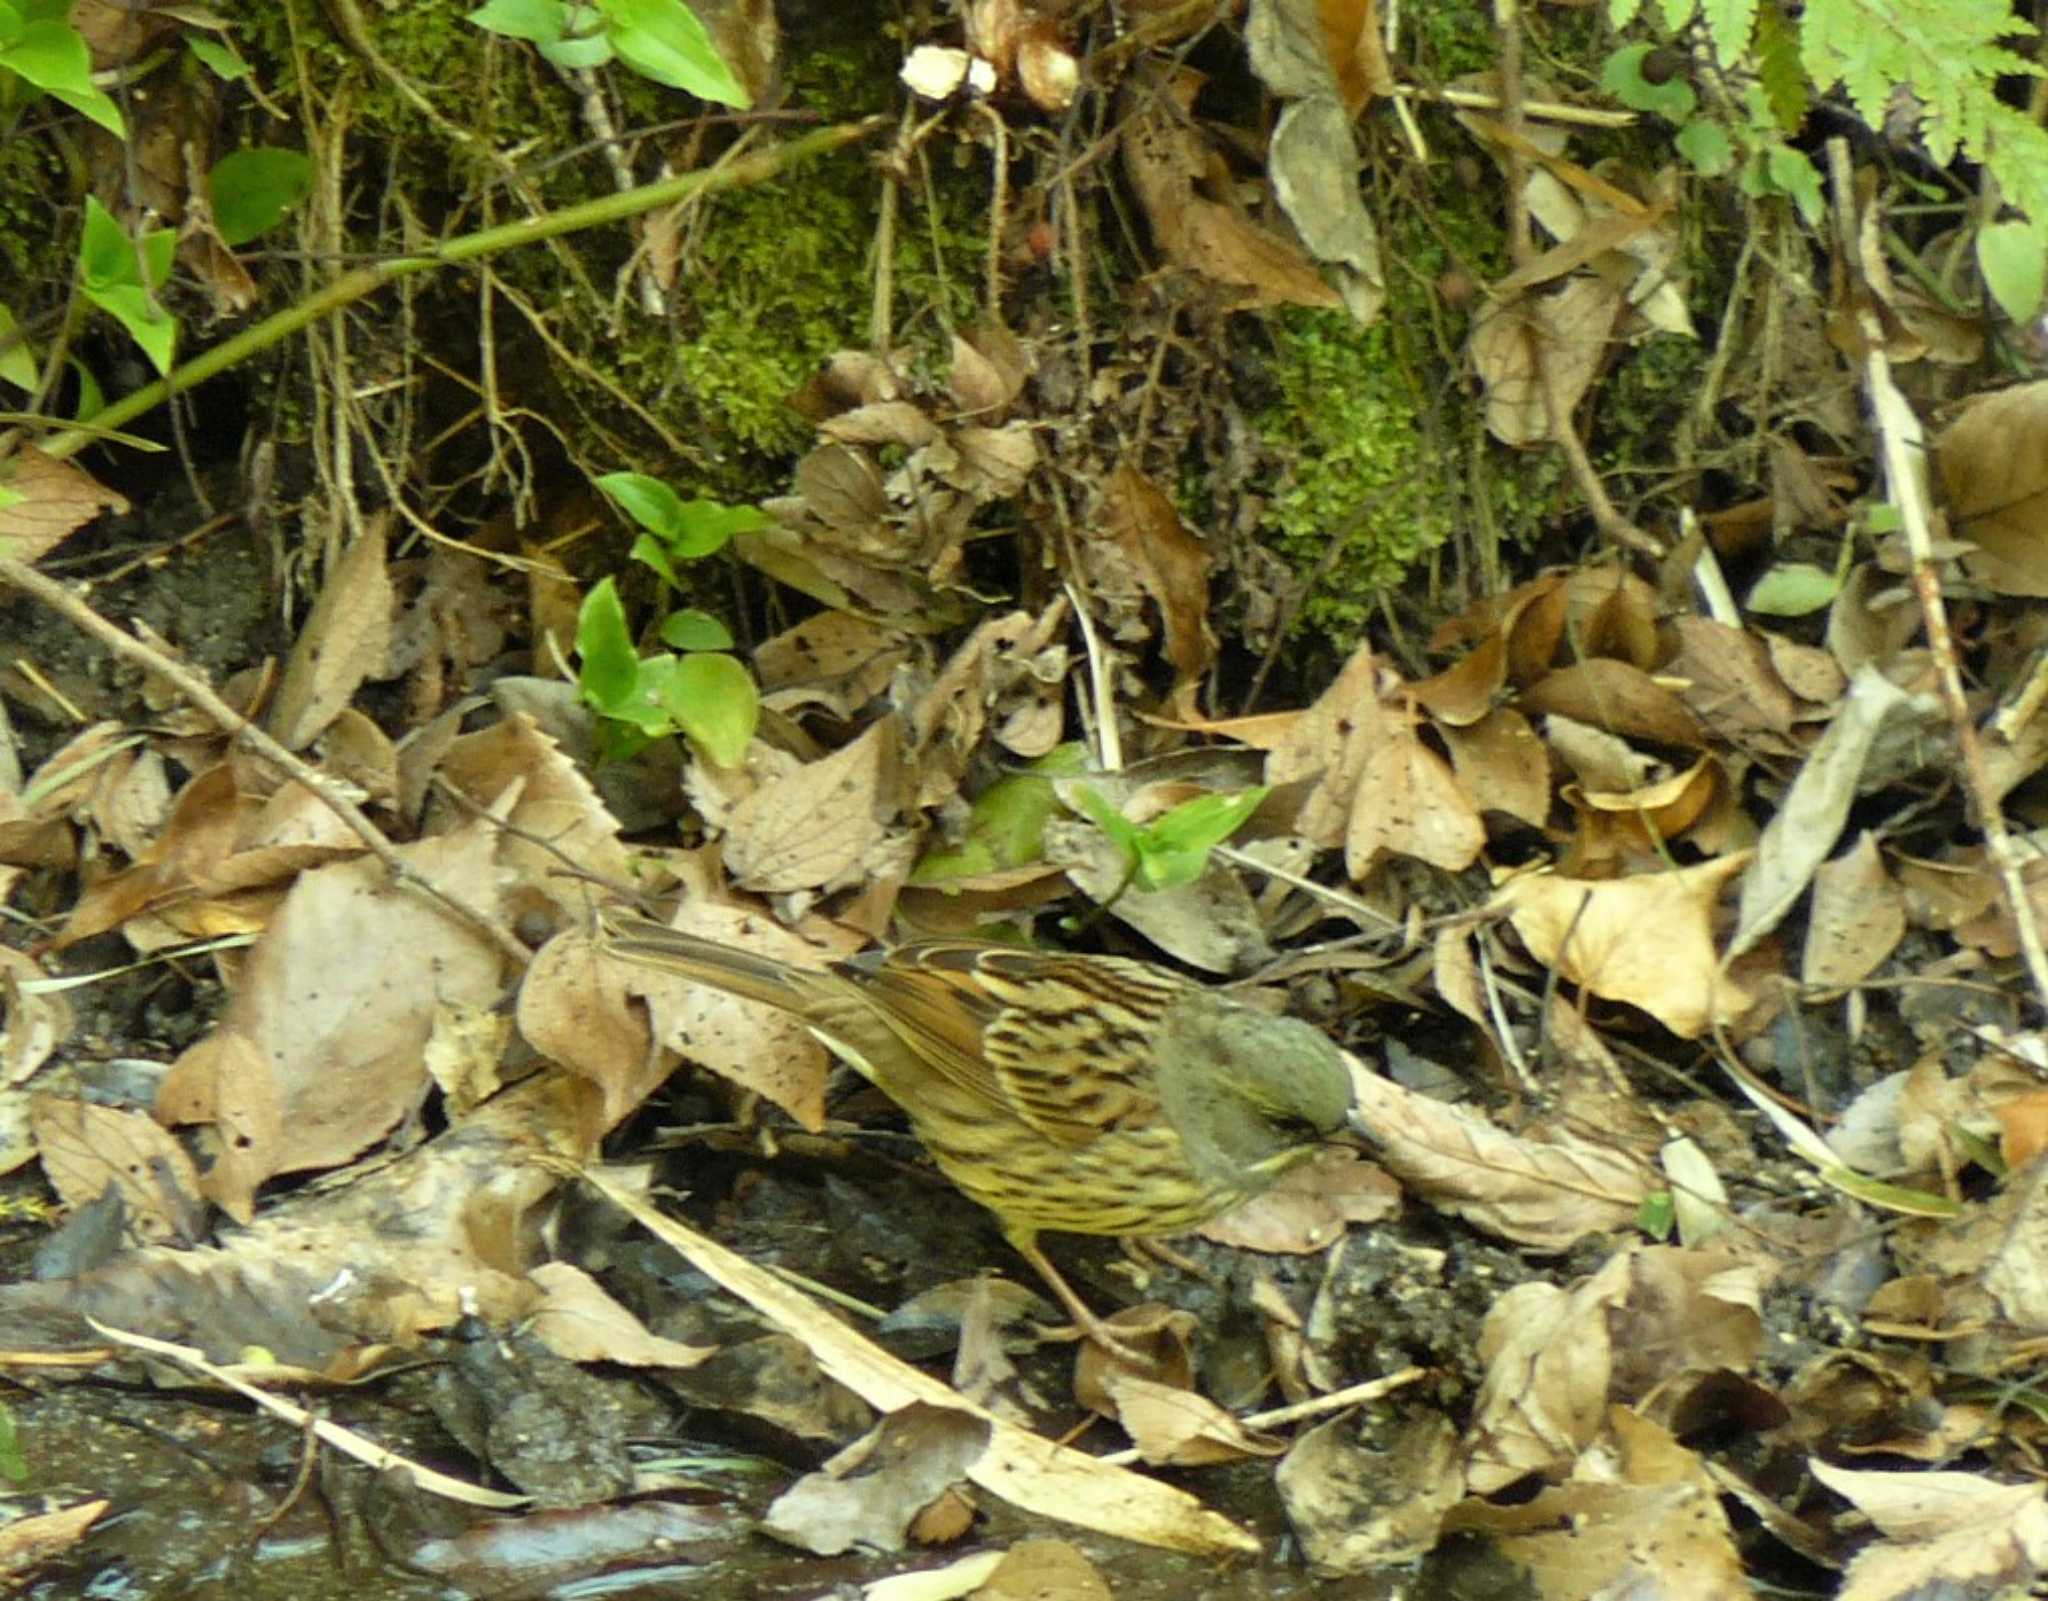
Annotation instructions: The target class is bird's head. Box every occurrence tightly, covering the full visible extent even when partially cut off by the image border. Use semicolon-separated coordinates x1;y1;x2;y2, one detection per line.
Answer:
1155;993;1356;1187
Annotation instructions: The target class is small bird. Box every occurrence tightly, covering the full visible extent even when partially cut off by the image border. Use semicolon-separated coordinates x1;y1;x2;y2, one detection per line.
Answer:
598;910;1356;1354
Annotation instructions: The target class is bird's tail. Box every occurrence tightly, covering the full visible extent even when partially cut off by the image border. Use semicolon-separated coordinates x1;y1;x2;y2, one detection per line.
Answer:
596;909;818;1012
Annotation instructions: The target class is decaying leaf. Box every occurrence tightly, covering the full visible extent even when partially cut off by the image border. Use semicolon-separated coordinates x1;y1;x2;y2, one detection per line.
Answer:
1491;856;1754;1039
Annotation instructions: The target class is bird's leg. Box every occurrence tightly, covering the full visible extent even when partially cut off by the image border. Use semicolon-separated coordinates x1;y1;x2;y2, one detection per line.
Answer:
1006;1227;1161;1365
1123;1234;1215;1284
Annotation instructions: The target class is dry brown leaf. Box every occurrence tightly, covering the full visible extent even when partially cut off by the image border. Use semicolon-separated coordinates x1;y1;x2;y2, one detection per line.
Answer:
320;707;401;810
1449;1410;1748;1597
1408;634;1507;728
1519;659;1707;748
149;1028;282;1221
943;424;1038;500
30;1094;204;1243
586;901;841;1132
1267;644;1385;848
1466;1245;1761;1492
1349;1062;1650;1249
764;1403;991;1556
1803;832;1906;989
969;1538;1112;1601
1662;617;1804;756
423;1001;514;1118
1277;1410;1462;1575
820;400;944;449
1433;708;1552;831
1098;1370;1288;1467
1729;666;1939;960
1491;856;1753;1039
433;712;631;922
724;715;902;894
1198;1144;1398;1252
1561;756;1722;861
1812;1460;2048;1601
0;446;130;563
523;1262;714;1368
1;946;71;1087
269;517;394;751
0;1498;109;1576
1471;276;1623;446
156;822;508;1210
0;1073;579;1368
1098;464;1218;718
1345;715;1486;876
83;743;172;861
1118;72;1339;309
948;323;1030;416
1936;380;2048;597
520;927;684;1134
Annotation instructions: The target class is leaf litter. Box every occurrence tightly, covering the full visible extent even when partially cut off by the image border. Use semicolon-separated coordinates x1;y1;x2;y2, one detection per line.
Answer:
6;8;2048;1601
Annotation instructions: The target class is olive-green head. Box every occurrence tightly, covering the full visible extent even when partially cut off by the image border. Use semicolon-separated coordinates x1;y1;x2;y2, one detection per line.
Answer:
1154;992;1355;1190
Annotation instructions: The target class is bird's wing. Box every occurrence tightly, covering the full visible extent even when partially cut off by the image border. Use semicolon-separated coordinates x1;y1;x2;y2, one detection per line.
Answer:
849;945;1179;1147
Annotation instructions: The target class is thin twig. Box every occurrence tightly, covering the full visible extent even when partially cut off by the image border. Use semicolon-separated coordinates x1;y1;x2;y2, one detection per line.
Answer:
1094;1367;1428;1466
1827;138;2048;1014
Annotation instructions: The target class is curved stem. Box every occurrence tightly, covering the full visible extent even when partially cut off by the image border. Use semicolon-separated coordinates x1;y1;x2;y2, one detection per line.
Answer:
38;116;886;461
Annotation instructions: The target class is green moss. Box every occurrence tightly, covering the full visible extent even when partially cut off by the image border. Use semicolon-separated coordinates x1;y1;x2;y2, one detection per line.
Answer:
1255;310;1447;641
653;143;983;462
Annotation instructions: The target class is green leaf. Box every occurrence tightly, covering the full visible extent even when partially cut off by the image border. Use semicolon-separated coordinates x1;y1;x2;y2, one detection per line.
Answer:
1143;787;1269;857
910;751;1088;884
1745;561;1841;616
139;227;175;290
78;196;139;290
575;577;641;713
210;148;314;245
1133;787;1268;891
661;650;758;766
0;1401;25;1482
1637;1191;1677;1240
466;0;569;43
538;30;612;68
1599;44;1695;121
68;355;103;420
1763;142;1824;226
1978;219;2047;325
1072;784;1141;852
594;470;686;538
1674;119;1734;175
599;0;749;105
81;281;176;376
667;497;766;557
0;304;36;391
184;32;251;80
596;472;765;558
659;607;733;650
0;18;124;135
629;530;681;590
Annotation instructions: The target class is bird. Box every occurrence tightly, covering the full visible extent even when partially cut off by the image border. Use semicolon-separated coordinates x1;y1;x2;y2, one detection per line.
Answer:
597;909;1356;1355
